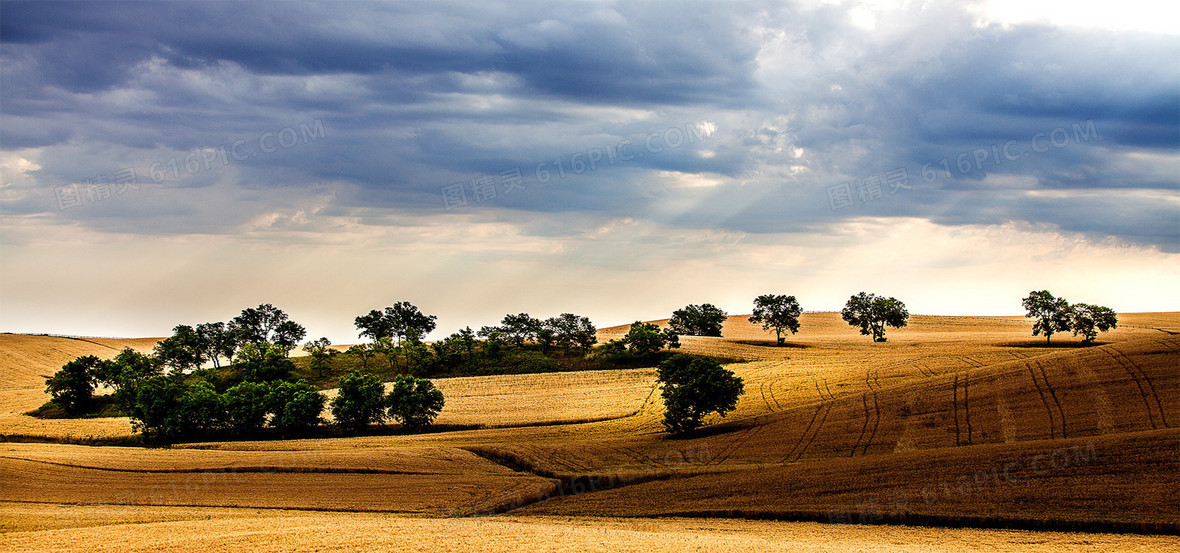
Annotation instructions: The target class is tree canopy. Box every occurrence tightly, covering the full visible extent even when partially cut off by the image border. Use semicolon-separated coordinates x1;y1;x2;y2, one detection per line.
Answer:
748;294;803;345
841;292;909;342
355;301;438;344
1022;290;1073;344
657;354;744;435
668;303;727;337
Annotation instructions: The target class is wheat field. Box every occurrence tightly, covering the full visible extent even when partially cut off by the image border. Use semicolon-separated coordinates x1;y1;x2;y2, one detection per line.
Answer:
2;312;1178;551
2;506;1175;552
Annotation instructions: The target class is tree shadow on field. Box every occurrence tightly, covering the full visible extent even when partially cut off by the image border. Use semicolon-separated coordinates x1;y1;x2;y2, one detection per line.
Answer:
1000;341;1107;349
733;340;810;349
660;418;758;441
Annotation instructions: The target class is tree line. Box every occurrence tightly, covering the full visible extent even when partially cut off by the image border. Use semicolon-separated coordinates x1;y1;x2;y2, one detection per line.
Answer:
43;290;1118;440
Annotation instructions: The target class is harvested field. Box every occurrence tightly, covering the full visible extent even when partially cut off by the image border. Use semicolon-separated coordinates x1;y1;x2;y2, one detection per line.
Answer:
2;506;1175;552
1;313;1178;550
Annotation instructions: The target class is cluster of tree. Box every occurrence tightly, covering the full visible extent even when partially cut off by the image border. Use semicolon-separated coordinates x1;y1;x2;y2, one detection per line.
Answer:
1022;290;1118;344
329;372;445;432
668;303;727;337
45;339;325;440
152;303;307;372
44;303;447;442
346;307;599;377
595;321;681;361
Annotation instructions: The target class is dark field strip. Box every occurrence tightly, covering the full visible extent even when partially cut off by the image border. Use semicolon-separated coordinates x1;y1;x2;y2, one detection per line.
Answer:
518;429;1180;534
0;455;434;475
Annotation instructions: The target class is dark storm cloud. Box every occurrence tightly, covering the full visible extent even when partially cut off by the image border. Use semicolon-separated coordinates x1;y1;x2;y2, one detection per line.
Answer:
0;1;1176;249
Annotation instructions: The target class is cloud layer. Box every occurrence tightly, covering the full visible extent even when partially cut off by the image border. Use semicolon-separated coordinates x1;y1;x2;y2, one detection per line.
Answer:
1;0;1176;339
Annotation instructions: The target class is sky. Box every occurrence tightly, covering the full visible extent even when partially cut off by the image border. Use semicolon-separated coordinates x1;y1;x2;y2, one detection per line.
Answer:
1;0;1177;343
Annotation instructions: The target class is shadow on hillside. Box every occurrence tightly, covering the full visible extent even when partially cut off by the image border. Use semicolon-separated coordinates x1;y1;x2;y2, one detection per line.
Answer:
660;418;757;441
1000;341;1106;349
732;340;810;349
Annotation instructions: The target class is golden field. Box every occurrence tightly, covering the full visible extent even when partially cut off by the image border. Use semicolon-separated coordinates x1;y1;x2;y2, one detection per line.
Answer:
2;312;1178;551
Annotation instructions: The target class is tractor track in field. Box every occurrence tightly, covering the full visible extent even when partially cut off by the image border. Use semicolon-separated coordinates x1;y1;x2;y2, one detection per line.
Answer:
1103;346;1168;429
1112;345;1168;428
1032;359;1066;439
858;366;881;456
952;373;962;446
951;369;973;446
706;415;767;467
783;377;835;463
759;382;776;413
1026;361;1058;440
851;393;871;457
963;369;972;444
767;378;783;411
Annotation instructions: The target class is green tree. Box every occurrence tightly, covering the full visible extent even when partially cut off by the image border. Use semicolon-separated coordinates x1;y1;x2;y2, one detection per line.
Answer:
841;292;909;342
223;381;270;434
354;301;437;345
498;313;542;346
302;337;338;378
1069;303;1118;344
128;374;188;441
45;355;101;415
477;325;507;358
346;344;376;369
544;313;597;353
372;337;399;370
94;348;162;413
229;303;307;354
657;354;744;435
1022;290;1072;344
154;324;205;374
668;303;727;337
749;294;803;345
330;371;387;432
235;342;296;382
177;380;226;436
621;321;680;356
401;340;434;376
266;380;325;433
196;321;236;368
386;375;445;430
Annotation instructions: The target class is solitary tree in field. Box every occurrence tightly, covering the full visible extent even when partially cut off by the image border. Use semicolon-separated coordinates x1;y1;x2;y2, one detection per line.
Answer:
749;294;803;345
330;371;387;432
657;354;744;435
386;375;445;430
1022;290;1072;344
841;292;909;342
1068;303;1118;344
668;303;728;337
